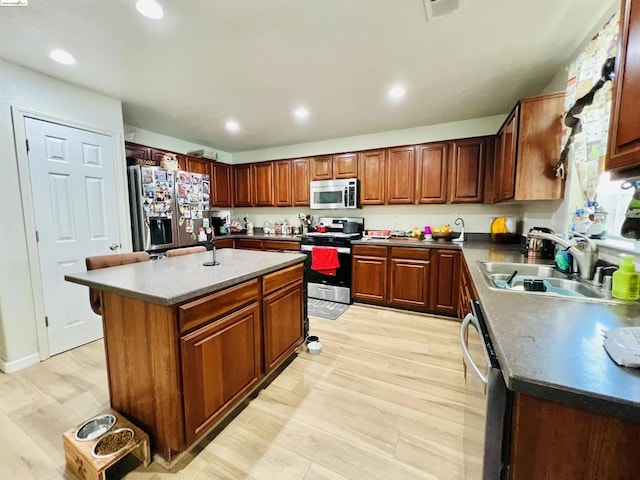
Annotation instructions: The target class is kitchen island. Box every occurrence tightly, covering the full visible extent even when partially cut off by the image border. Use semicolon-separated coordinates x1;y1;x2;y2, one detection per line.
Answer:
65;248;306;463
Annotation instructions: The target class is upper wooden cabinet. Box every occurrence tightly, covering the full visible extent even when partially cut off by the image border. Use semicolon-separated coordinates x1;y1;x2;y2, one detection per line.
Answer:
233;164;253;207
212;162;232;207
493;92;565;202
386;146;415;204
274;160;292;207
186;156;211;177
252;162;275;207
292;158;310;206
358;149;386;205
607;0;640;177
125;142;152;161
310;154;357;180
416;143;449;204
449;137;489;203
152;149;186;169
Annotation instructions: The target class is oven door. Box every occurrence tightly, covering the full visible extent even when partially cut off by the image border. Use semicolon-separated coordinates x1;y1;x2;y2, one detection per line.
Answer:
301;245;352;303
461;302;507;479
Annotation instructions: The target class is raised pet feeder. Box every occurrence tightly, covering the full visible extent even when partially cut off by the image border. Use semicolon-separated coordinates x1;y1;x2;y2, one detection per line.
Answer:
75;413;116;442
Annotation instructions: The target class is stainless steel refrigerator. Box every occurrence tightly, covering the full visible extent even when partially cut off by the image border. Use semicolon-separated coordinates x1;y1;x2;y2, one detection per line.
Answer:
128;165;212;252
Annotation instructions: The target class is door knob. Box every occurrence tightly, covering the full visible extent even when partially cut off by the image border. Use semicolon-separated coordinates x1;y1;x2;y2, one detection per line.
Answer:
109;243;121;251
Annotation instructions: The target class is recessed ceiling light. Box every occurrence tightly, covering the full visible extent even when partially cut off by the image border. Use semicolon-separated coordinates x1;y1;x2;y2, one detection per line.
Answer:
49;49;76;65
225;120;240;133
294;107;310;121
136;0;164;19
388;85;406;99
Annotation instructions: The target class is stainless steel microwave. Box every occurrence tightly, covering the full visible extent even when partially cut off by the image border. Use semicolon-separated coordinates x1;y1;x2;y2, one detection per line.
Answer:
310;178;359;209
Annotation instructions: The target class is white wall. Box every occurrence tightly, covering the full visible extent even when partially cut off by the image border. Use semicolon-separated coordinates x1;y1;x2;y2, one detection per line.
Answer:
0;59;127;372
124;125;232;164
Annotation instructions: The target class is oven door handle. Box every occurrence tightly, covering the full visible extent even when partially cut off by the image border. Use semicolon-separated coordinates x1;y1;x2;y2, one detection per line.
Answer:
300;245;351;254
460;313;488;384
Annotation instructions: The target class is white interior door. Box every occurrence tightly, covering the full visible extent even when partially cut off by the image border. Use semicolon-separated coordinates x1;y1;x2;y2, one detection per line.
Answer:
25;117;121;355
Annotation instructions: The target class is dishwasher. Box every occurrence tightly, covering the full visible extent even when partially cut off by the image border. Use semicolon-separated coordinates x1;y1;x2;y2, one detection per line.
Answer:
460;300;509;479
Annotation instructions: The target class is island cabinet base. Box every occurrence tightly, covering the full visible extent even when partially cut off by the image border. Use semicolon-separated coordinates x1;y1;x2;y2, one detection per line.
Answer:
100;263;305;463
508;393;640;479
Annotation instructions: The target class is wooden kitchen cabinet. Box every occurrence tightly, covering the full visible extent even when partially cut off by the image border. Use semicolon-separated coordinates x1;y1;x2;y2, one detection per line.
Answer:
262;240;300;252
186;156;211;177
233;164;253;207
310;155;334;180
152;149;185;169
235;238;264;250
607;0;640;177
292;158;310;206
252;162;275;207
493;92;564;202
262;277;304;372
274;160;292;207
125;142;152;161
352;245;388;304
458;256;478;320
181;301;261;445
431;249;461;315
358;149;386;205
448;137;488;203
386;146;416;204
214;237;234;249
416;143;449;204
389;247;430;311
333;153;358;178
212;162;233;207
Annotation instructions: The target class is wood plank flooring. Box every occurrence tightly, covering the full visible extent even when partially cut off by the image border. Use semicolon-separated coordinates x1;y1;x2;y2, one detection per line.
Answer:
0;305;468;480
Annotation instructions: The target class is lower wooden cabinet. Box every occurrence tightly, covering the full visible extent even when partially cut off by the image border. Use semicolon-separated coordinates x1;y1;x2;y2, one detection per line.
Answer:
458;255;478;319
431;250;461;315
389;247;431;311
214;237;234;249
235;238;264;250
233;238;300;252
181;301;261;444
262;280;304;372
352;246;388;304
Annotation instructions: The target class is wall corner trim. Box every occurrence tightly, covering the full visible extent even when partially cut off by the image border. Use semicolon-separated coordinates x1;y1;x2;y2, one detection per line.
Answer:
0;353;40;373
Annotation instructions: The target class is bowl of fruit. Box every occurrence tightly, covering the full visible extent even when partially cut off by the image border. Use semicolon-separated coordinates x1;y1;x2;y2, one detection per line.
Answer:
431;225;459;241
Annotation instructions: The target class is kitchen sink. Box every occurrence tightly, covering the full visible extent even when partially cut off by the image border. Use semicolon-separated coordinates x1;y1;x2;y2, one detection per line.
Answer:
478;262;628;304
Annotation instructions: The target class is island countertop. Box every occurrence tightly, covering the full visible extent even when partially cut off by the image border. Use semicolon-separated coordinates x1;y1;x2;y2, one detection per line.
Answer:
65;249;306;306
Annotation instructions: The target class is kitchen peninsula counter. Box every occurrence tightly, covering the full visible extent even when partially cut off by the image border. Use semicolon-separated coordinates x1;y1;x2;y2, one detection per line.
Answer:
65;249;306;463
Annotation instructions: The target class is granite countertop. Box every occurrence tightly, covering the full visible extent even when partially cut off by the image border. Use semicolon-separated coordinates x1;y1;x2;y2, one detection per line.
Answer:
65;249;305;306
461;243;640;422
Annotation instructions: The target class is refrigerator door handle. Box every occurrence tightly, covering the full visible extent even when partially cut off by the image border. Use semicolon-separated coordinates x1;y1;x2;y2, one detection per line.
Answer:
460;313;488;384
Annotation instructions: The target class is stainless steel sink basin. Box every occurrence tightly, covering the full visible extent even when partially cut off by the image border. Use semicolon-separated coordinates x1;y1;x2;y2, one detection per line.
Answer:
478;261;630;304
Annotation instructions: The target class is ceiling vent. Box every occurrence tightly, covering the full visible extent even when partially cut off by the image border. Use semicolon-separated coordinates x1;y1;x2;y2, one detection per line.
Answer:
424;0;463;21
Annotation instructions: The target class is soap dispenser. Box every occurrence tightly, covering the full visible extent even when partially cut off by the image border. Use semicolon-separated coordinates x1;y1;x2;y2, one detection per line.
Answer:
612;255;640;301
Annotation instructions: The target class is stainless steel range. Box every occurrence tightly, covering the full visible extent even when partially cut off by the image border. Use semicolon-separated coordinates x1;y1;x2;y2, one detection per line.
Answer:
301;216;364;304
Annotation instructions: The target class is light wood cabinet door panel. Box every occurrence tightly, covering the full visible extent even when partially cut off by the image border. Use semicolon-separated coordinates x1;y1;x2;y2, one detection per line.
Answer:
292;158;310;206
386;146;415;204
212;162;232;207
310;156;333;181
233;164;253;207
263;280;304;372
333;153;358;178
181;302;261;444
416;143;448;204
274;160;292;207
252;162;274;207
352;255;388;303
389;258;430;310
358;149;386;205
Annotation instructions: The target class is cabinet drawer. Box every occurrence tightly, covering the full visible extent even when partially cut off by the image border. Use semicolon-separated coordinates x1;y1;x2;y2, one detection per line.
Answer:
236;238;263;250
214;238;234;249
262;263;303;296
352;245;388;257
262;240;300;252
178;279;259;333
390;247;430;261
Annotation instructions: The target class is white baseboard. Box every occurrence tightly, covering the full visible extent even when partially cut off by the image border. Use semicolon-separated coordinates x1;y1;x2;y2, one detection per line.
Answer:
0;353;40;373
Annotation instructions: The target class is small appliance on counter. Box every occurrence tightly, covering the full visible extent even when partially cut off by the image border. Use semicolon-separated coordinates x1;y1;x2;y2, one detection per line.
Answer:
490;216;519;243
524;227;556;259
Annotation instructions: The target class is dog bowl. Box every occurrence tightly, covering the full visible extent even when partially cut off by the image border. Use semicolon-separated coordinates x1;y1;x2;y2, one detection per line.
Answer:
92;428;134;458
307;341;322;355
305;335;319;344
75;414;117;441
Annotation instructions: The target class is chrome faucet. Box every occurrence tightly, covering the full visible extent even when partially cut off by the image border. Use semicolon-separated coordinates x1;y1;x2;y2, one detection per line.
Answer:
526;231;599;280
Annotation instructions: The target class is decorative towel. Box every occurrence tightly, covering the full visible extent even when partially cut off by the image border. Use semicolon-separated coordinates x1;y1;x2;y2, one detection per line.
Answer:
311;247;340;276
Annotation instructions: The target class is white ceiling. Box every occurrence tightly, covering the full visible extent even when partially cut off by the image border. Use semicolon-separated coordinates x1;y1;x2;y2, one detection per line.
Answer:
0;0;617;152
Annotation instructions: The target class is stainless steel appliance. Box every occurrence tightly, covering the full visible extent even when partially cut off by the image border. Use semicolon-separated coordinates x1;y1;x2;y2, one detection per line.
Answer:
310;178;359;209
524;226;555;259
127;164;212;252
461;301;509;479
301;216;364;304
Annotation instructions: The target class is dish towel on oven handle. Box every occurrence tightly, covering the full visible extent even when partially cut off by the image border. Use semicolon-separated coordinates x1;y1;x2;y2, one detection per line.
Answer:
311;247;340;276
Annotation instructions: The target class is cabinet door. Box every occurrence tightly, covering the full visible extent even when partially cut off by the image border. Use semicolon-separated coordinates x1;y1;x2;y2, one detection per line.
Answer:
263;280;304;372
431;250;461;316
181;302;261;444
236;238;263;250
292;158;310;206
310;156;333;180
274;160;292;207
233;164;253;207
186;156;211;176
416;143;448;204
497;109;518;202
386;146;415;204
253;162;275;207
352;255;388;303
125;142;152;161
358;149;386;205
333;153;358;178
448;138;487;203
212;162;233;207
607;0;640;175
389;248;430;311
214;237;234;249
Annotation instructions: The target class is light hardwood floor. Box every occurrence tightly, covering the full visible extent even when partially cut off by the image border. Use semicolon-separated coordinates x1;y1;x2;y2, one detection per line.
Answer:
0;305;467;480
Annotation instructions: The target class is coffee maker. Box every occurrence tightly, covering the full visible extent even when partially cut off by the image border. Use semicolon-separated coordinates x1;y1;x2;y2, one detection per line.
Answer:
525;227;556;259
211;216;227;236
